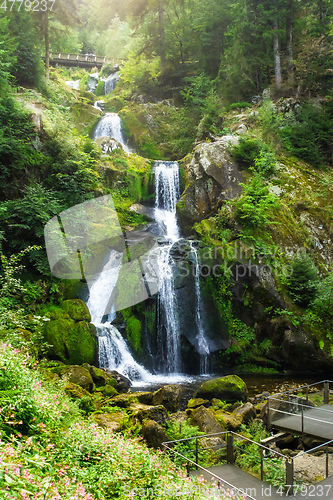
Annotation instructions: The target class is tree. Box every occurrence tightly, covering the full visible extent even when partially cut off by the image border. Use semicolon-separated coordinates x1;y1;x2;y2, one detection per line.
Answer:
33;0;79;78
0;16;16;91
287;254;318;307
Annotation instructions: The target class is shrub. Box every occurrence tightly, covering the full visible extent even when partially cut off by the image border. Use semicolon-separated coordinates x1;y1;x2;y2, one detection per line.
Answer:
286;254;319;307
231;136;268;168
95;80;105;96
234;173;279;228
280;102;333;167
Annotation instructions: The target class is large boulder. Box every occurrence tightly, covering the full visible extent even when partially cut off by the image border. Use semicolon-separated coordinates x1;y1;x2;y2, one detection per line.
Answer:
104;370;131;393
44;300;97;365
232;402;256;424
62;365;94;392
85;365;117;388
133;404;169;425
214;410;242;432
177;136;242;226
93;412;125;432
188;406;225;435
95;136;124;154
153;385;182;412
61;299;91;322
195;375;248;402
142;419;170;449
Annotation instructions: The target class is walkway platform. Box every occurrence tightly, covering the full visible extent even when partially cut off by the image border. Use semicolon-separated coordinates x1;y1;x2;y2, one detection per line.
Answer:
191;464;333;499
191;464;283;499
271;404;333;440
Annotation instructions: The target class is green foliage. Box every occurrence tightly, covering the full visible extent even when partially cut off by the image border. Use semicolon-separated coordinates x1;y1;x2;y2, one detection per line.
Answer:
225;102;252;111
8;11;42;87
280;102;333;167
95;80;105;96
0;343;211;499
253;151;276;176
286;254;319;307
234;173;280;228
231;137;268;168
165;420;210;469
0;16;16;92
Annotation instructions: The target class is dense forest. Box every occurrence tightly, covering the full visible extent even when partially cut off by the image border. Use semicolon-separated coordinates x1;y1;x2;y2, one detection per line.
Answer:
0;0;332;498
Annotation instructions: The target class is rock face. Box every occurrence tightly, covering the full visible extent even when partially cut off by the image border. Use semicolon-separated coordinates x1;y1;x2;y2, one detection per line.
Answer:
142;419;170;449
232;402;256;424
44;300;97;366
177;136;242;226
195;375;248;402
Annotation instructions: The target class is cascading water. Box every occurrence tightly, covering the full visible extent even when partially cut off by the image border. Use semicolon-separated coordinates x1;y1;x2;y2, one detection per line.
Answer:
154;162;182;373
189;242;210;374
93;113;131;153
104;72;119;94
86;250;152;382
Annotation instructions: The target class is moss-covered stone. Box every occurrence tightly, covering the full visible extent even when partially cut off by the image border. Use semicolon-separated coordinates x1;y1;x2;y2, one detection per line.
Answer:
153;385;182;413
188;406;224;434
62;365;94;392
86;365;117;388
95;385;118;397
44;318;97;366
93;412;125;432
187;398;210;409
195;375;248;402
142;419;170;449
61;299;91;322
214;410;242;432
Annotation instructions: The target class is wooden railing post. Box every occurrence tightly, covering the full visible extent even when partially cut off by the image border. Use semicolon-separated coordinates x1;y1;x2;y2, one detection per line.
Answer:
285;459;294;496
324;381;329;405
227;434;234;464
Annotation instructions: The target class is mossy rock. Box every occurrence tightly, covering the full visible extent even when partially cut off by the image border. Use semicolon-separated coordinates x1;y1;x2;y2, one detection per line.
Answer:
214;410;242;432
232;402;256;424
153;385;182;413
133;404;169;425
44;318;97;365
61;299;91;322
93;412;125;432
195;375;248;402
109;393;139;408
187;398;210;409
62;365;94;392
142;419;170;449
95;385;118;397
65;381;92;400
188;406;224;434
86;365;117;388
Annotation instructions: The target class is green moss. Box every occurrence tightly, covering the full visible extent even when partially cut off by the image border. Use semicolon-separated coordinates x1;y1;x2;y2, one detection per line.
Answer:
126;316;142;352
44;319;96;365
61;299;91;322
195;375;248;402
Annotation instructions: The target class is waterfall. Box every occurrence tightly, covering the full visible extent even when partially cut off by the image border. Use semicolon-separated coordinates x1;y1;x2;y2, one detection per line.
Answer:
105;72;119;94
86;249;152;383
93;113;131;153
154;161;182;373
189;242;210;374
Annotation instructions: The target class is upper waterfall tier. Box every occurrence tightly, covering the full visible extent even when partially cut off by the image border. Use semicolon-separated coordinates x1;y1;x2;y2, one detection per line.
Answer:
154;161;180;242
93;113;131;152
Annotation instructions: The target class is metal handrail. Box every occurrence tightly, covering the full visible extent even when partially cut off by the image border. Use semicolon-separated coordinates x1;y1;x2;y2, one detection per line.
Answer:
293;439;333;459
162;442;257;500
268;380;333;398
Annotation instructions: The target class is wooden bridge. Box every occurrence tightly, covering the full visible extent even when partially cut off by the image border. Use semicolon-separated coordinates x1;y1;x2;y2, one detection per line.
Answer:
42;53;119;69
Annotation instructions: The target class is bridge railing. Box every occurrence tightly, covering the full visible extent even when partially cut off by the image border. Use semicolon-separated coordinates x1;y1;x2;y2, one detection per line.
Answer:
163;430;293;497
267;380;333;434
163;429;333;497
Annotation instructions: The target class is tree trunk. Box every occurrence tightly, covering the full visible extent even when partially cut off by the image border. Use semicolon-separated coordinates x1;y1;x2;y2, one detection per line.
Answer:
44;10;50;79
286;0;294;86
273;16;282;89
158;2;166;71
